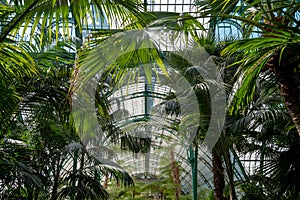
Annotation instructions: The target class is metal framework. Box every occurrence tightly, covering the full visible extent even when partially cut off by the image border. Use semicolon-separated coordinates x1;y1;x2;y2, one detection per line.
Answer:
102;73;214;195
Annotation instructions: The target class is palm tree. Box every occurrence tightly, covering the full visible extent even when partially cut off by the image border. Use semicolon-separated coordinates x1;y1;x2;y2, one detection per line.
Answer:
197;0;300;135
0;43;38;136
1;0;148;198
0;40;135;199
0;0;147;138
227;69;300;199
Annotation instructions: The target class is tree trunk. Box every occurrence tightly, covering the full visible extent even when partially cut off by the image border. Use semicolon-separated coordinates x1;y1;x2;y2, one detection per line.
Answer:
212;147;227;200
170;150;180;200
104;171;109;189
50;153;61;200
263;17;300;136
269;53;300;136
223;146;237;200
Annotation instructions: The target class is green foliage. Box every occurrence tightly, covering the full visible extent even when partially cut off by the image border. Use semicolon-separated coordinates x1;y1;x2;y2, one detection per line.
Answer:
0;38;133;200
108;157;193;200
239;181;269;200
2;0;300;199
0;0;145;43
0;1;148;198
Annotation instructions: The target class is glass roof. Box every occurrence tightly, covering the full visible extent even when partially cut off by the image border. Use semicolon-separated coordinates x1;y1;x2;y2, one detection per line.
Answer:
145;0;197;13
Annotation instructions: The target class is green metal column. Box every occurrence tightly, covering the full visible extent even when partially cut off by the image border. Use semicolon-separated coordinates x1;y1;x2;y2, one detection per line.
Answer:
144;83;149;118
189;144;198;200
144;0;147;12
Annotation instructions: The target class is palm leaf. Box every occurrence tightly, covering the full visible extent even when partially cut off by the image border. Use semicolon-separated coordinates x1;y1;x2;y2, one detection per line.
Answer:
0;0;145;43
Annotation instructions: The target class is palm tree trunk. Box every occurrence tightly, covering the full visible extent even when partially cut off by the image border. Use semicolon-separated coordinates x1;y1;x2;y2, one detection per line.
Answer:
277;72;300;135
269;53;300;135
104;170;109;189
170;150;180;200
223;146;237;200
263;16;300;136
50;158;60;200
212;147;227;200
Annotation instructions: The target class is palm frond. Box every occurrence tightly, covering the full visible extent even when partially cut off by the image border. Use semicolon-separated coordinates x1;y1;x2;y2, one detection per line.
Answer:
0;0;145;43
